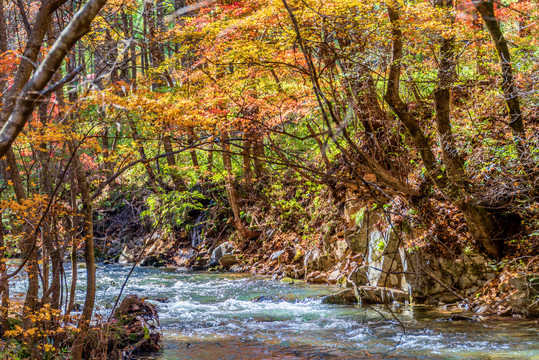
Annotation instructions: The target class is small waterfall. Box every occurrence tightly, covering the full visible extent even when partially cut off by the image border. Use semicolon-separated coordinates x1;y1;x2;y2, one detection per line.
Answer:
190;211;206;248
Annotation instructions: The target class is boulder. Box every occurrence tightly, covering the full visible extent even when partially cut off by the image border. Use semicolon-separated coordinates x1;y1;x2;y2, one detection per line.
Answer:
191;256;209;271
327;270;341;284
322;286;408;305
118;246;136;264
322;289;358;305
152;297;171;303
251;295;275;302
306;271;327;284
175;248;197;267
218;254;238;267
140;255;165;268
210;242;236;267
229;264;247;273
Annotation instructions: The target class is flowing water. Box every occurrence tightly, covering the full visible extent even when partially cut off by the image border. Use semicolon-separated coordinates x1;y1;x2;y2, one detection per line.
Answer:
10;264;539;359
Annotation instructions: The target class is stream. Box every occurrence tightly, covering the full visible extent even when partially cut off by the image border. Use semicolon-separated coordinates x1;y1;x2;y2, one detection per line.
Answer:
11;263;539;359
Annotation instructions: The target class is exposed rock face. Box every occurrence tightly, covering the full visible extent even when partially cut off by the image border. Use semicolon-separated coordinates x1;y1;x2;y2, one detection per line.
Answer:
218;254;239;267
333;238;349;260
304;249;335;273
405;252;495;303
343;210;380;255
323;209;498;305
366;229;407;289
349;266;368;285
210;242;236;267
303;250;319;271
497;275;539;317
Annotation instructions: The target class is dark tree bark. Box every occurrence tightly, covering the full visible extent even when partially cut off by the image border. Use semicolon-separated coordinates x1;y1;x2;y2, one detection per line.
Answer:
431;0;466;184
384;3;501;258
0;211;8;336
221;131;257;241
163;134;188;191
472;0;524;135
129;121;161;193
69;142;97;360
252;139;265;179
66;175;79;315
242;138;252;186
5;150;40;328
188;133;200;169
0;0;10;334
472;0;534;184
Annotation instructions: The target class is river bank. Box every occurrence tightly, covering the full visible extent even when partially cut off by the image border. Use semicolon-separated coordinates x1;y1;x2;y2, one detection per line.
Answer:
89;178;538;321
109;205;539;320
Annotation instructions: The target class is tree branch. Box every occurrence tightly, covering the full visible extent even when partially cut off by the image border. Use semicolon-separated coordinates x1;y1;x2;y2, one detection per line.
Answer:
0;0;108;158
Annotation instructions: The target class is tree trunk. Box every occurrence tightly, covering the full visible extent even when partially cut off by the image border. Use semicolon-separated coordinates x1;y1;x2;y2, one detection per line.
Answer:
129;120;161;192
0;211;9;336
432;0;466;184
6;150;40;328
163;134;188;191
66;175;79;315
472;0;533;183
188;133;199;169
69;142;97;360
242;138;252;186
252;138;265;179
472;0;524;135
0;0;109;158
221;131;257;241
384;3;501;258
206;143;214;173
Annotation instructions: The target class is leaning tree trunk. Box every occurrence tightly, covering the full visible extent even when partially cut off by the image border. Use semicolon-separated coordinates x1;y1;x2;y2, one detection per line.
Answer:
0;0;109;158
472;0;535;184
0;211;9;336
221;131;257;241
384;2;502;258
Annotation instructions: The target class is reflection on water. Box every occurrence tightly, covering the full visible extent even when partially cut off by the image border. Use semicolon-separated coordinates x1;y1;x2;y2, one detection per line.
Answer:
10;264;539;359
